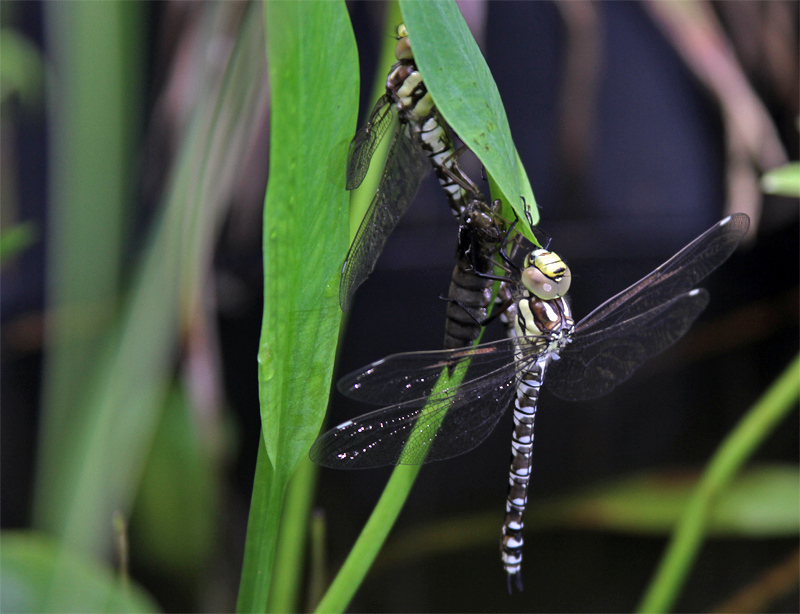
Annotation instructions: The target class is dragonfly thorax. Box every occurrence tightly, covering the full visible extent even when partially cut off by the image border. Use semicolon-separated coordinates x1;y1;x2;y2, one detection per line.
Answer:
387;64;434;122
514;295;574;357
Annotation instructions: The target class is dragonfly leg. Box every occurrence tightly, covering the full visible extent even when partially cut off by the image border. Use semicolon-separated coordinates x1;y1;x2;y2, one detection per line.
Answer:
506;572;524;594
439;145;482;196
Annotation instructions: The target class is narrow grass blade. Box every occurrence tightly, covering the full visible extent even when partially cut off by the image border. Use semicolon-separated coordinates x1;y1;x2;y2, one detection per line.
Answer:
315;358;474;613
314;465;421;614
637;353;800;613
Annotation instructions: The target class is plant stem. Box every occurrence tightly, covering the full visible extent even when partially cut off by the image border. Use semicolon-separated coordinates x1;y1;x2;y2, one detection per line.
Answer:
637;353;800;613
267;457;318;614
314;465;420;613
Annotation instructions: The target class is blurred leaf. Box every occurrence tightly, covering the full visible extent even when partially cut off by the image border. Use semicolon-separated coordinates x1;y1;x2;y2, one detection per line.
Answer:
0;29;44;106
236;2;356;611
34;1;269;565
34;0;145;542
0;222;37;265
0;531;158;613
376;464;800;569
761;163;800;197
401;0;539;236
550;464;800;536
130;385;217;577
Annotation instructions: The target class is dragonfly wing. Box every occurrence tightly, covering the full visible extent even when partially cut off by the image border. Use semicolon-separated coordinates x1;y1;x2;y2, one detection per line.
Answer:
338;337;521;406
339;125;432;311
575;214;748;335
547;289;709;401
312;355;522;468
346;95;393;190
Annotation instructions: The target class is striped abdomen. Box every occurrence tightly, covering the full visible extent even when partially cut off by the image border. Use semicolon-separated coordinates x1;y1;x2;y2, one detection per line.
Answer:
386;42;468;217
501;294;573;591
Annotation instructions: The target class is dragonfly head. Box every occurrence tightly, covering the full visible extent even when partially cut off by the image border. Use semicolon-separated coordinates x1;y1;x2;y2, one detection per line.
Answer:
395;24;412;60
521;249;571;300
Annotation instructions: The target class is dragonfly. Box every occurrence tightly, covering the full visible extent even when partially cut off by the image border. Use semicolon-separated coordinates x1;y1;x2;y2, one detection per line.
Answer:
341;24;471;312
311;213;750;591
439;164;515;349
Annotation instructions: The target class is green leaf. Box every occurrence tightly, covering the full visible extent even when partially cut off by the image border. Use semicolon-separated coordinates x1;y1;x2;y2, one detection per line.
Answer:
400;0;539;237
236;2;357;611
761;163;800;197
0;531;158;613
258;0;354;472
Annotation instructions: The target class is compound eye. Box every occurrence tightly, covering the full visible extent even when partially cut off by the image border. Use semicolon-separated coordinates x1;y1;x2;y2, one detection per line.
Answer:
557;268;572;295
522;267;559;299
521;263;571;299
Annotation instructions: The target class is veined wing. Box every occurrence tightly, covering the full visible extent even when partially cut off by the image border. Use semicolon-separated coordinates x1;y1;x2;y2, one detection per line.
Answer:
339;337;523;405
547;289;709;401
339;124;431;311
346;95;394;190
574;214;749;336
311;338;541;468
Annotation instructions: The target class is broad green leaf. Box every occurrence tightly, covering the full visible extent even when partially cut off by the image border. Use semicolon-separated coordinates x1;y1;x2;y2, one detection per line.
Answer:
237;2;356;611
400;0;539;237
761;163;800;197
258;0;354;474
0;531;158;613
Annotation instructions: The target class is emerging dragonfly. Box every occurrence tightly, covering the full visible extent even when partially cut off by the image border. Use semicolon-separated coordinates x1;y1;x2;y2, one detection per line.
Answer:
311;213;750;591
341;24;471;312
440;164;512;349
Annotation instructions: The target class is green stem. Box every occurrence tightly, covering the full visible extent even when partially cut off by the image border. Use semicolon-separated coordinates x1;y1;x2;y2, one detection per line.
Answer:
314;465;421;613
267;457;318;614
637;353;800;613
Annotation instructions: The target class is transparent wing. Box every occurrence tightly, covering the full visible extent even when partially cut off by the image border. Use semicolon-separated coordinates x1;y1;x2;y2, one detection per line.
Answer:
339;125;431;311
346;95;394;190
311;338;540;468
574;214;749;335
547;289;709;401
338;337;522;405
